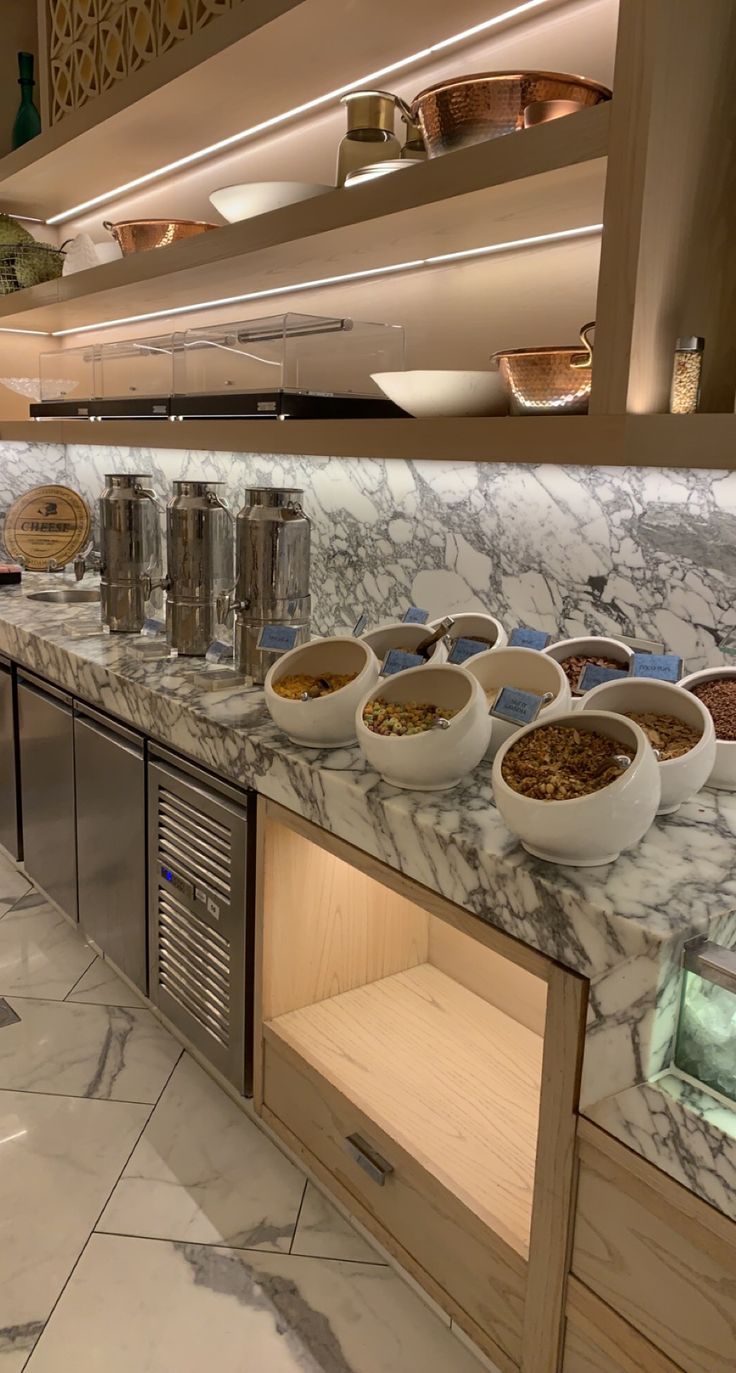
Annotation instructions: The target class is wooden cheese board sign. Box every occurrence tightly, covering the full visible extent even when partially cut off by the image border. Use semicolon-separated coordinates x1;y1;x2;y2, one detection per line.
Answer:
3;484;91;572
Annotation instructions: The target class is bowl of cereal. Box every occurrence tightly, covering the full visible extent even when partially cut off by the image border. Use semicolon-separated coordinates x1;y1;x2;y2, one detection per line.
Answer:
679;666;736;790
265;637;378;747
466;646;571;757
430;611;508;657
581;677;715;813
543;635;633;700
492;711;660;866
355;664;490;790
360;621;448;666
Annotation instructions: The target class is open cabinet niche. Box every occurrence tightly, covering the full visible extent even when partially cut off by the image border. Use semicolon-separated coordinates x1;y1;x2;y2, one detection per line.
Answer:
255;800;586;1373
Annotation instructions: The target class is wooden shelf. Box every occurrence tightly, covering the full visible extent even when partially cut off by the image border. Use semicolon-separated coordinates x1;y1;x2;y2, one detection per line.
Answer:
6;412;735;470
267;962;543;1257
0;105;608;333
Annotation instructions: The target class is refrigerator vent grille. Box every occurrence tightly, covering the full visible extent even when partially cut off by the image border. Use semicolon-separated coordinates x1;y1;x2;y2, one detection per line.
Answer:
157;888;231;1048
158;785;232;900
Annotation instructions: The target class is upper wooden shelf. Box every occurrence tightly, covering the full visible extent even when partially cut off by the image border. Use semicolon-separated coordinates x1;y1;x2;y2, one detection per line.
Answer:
0;104;608;333
6;412;734;470
0;0;573;223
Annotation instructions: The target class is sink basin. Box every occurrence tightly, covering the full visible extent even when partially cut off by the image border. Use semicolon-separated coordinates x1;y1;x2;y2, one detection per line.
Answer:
26;588;101;605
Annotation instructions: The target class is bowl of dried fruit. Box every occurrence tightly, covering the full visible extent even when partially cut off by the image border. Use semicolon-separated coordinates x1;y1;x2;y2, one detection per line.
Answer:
679;666;736;790
543;634;633;701
580;677;715;814
429;611;508;656
492;711;661;866
264;637;379;747
466;646;572;757
355;664;491;790
360;621;449;666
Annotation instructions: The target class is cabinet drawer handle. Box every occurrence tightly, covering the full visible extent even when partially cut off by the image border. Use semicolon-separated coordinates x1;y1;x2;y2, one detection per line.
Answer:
345;1133;394;1186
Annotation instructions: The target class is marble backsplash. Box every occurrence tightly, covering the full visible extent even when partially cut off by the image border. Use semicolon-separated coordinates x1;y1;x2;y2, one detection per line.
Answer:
1;439;735;668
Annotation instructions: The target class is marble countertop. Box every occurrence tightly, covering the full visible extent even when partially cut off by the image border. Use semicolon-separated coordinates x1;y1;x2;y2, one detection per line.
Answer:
2;574;735;1221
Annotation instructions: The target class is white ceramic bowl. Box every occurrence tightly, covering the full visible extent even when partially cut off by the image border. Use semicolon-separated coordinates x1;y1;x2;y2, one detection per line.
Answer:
543;635;633;699
356;664;491;791
466;646;571;757
371;370;508;418
434;611;508;656
344;160;414;186
360;621;448;666
580;677;715;814
680;666;736;790
492;710;661;866
264;637;378;747
209;181;332;223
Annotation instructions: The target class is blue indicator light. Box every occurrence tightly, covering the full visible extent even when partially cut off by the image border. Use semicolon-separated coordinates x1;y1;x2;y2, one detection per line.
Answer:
163;868;173;881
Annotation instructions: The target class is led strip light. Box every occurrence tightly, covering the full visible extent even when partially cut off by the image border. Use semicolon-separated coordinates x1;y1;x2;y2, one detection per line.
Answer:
46;0;559;225
50;224;602;337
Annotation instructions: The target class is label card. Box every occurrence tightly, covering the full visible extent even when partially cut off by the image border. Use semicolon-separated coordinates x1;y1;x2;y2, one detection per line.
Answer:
205;638;234;664
509;626;551;651
141;617;166;638
352;612;368;637
380;649;424;676
257;624;299;654
402;606;429;625
577;663;630;693
631;652;683;682
448;636;488;665
491;687;550;725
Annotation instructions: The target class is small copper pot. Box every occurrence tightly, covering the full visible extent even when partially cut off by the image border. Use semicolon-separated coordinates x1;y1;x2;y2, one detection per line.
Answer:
491;322;595;415
103;219;219;255
411;72;611;156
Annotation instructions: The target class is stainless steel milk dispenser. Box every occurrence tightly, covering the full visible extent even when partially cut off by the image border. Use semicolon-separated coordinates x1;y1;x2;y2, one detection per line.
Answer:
165;480;233;656
99;474;162;633
224;487;311;683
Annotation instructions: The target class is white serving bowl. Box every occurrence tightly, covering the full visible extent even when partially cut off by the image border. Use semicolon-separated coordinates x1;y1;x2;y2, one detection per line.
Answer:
356;664;491;790
680;666;736;790
371;370;508;418
209;181;332;223
492;710;661;866
360;621;448;666
264;637;378;747
466;646;571;757
580;677;715;814
434;611;508;655
543;635;633;699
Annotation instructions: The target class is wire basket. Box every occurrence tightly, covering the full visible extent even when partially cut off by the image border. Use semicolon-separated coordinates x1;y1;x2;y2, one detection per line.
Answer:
0;242;65;295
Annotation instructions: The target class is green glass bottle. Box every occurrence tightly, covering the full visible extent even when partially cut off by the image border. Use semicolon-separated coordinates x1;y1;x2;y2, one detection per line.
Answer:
12;52;42;150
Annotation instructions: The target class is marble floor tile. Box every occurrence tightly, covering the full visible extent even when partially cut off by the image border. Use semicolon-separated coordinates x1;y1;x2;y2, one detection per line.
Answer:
291;1183;386;1265
0;897;95;999
66;956;144;1008
99;1054;305;1251
25;1234;484;1373
0;997;181;1102
0;857;29;917
0;1090;149;1373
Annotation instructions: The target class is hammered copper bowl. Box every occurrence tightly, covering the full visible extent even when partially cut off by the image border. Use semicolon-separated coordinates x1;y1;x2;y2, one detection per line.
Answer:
103;219;219;255
491;346;593;415
411;71;611;156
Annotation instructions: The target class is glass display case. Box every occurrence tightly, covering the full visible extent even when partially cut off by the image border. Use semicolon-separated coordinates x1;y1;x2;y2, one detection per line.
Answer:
35;343;100;417
172;312;406;418
96;334;177;417
675;938;736;1102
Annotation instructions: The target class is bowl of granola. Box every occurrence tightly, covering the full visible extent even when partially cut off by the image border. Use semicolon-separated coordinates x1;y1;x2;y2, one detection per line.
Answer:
265;636;378;747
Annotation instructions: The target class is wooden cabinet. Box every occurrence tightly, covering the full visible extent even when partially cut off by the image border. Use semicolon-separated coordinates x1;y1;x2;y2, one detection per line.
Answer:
254;799;586;1373
572;1124;736;1373
563;1279;685;1373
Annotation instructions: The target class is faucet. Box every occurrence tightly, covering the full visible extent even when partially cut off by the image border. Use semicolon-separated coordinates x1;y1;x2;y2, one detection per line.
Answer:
73;550;101;581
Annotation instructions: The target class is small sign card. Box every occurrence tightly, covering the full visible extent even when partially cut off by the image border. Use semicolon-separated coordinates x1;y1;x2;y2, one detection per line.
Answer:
491;687;551;726
508;626;551;651
141;617;166;638
577;663;630;693
205;639;234;664
448;636;488;665
631;652;683;682
402;606;430;625
257;624;299;654
380;649;424;676
352;612;368;637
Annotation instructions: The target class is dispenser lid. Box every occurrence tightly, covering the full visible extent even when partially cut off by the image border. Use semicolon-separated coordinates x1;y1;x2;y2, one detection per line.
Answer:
341;89;396;133
3;484;90;571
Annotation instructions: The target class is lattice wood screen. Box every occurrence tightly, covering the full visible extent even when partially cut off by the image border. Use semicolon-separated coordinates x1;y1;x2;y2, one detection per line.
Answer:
47;0;239;125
